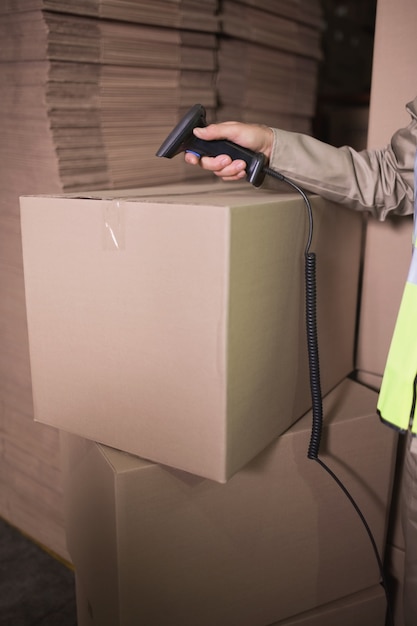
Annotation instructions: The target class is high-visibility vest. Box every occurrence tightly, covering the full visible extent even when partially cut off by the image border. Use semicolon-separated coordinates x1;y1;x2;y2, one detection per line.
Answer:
377;153;417;434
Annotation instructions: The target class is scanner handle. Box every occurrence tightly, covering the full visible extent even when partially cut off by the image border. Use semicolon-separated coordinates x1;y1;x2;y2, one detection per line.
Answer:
186;136;266;187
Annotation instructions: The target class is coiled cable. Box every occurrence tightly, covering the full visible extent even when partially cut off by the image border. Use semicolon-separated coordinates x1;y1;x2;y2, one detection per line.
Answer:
263;165;394;626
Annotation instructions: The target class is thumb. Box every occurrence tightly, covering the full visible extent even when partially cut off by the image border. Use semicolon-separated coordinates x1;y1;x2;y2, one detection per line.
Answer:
193;123;229;141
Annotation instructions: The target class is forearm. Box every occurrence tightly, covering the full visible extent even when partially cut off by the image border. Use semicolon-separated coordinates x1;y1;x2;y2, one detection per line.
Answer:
269;119;416;221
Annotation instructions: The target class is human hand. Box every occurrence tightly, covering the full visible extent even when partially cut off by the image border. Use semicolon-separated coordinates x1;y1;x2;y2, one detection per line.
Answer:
184;121;274;181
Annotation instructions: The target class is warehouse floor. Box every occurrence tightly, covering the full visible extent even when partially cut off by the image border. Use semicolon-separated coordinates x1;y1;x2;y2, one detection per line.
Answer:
0;517;77;625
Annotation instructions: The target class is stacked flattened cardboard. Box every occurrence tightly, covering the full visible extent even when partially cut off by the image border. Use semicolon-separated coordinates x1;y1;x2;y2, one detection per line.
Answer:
0;1;219;559
1;0;219;30
0;4;218;192
0;32;66;559
217;0;324;133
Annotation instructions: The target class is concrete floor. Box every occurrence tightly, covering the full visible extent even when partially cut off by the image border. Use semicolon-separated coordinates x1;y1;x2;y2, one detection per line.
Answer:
0;517;77;625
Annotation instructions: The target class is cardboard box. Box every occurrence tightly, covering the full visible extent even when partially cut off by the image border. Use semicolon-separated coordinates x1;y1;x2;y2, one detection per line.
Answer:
75;578;387;626
271;585;386;626
62;378;397;626
356;0;417;381
356;215;412;384
21;182;363;481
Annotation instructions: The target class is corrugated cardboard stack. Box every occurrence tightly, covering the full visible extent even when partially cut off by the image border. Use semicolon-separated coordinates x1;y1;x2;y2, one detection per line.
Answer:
0;17;65;558
20;182;397;624
216;0;324;133
0;1;215;559
0;2;219;192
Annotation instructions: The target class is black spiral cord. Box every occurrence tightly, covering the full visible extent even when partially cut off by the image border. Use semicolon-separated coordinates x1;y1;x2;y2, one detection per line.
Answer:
263;166;395;626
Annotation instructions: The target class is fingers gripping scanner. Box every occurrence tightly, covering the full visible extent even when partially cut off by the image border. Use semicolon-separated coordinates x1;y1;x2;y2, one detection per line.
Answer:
156;103;267;187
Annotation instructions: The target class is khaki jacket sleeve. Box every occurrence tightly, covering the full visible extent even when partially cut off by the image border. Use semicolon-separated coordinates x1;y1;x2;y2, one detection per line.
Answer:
268;99;417;221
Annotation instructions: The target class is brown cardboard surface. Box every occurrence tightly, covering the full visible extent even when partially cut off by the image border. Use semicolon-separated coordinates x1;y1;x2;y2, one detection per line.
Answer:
21;182;363;481
367;0;417;148
62;378;397;626
272;585;386;626
356;215;412;382
356;0;417;379
75;578;387;626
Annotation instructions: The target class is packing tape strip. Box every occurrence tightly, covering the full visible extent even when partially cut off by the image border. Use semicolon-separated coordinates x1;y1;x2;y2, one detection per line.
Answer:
103;201;125;251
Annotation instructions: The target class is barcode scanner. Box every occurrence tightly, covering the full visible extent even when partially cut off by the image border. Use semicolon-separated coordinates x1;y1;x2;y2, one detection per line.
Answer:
156;104;267;187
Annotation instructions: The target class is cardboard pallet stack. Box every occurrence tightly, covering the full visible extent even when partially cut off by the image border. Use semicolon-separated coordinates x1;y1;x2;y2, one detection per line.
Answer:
216;0;324;133
20;182;397;624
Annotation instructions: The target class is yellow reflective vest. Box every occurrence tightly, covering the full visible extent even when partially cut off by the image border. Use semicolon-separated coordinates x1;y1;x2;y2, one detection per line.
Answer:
377;154;417;434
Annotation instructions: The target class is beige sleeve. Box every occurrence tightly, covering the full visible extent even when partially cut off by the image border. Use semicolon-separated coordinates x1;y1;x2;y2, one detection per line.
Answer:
267;99;417;221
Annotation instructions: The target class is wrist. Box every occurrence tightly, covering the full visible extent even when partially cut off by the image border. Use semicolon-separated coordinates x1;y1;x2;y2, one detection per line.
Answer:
261;126;275;161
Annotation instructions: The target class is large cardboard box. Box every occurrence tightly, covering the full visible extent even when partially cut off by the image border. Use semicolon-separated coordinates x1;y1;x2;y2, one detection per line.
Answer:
20;182;363;482
272;586;386;626
62;378;396;626
75;578;387;626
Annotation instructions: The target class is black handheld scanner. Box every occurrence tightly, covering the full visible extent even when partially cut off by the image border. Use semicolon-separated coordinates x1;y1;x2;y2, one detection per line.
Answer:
156;104;267;187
